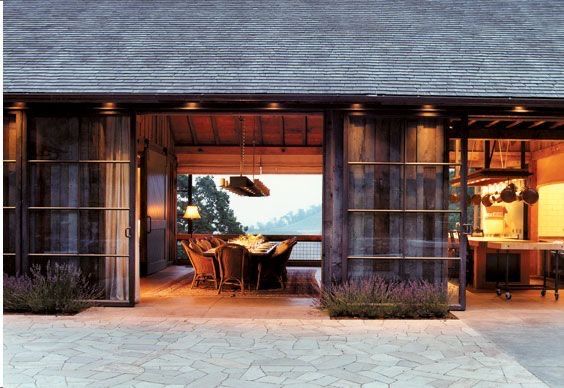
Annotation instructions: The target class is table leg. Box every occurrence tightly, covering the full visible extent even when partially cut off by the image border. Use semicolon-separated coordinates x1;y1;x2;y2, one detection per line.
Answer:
505;250;511;300
541;250;547;297
556;251;560;301
496;250;502;296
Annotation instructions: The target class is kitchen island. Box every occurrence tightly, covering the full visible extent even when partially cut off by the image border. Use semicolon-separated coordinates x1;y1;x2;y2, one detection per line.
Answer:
468;237;564;298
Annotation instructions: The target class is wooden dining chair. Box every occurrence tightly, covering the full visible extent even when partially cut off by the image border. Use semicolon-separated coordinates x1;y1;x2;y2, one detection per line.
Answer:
181;240;218;289
216;243;249;294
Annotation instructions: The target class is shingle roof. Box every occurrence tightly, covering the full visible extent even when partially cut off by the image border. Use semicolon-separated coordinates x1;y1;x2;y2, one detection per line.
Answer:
4;0;564;98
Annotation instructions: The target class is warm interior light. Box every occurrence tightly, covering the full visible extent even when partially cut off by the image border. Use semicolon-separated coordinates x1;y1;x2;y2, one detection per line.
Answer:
350;103;363;110
267;102;280;109
101;102;116;109
421;104;435;110
10;102;26;109
512;105;530;113
183;205;201;220
183;102;199;109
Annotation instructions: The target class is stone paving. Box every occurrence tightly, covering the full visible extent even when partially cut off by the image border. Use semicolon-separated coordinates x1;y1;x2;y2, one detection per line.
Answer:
4;313;547;387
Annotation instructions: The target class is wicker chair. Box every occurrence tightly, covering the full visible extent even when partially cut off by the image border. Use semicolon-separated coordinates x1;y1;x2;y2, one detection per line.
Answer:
210;237;226;247
196;239;213;252
216;243;249;294
256;238;297;290
181;240;218;289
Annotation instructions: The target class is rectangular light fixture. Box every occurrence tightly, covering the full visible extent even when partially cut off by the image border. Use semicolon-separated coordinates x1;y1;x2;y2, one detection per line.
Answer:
221;176;270;197
451;168;531;187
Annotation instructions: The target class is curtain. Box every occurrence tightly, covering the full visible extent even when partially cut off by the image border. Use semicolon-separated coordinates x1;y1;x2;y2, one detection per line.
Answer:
103;117;130;300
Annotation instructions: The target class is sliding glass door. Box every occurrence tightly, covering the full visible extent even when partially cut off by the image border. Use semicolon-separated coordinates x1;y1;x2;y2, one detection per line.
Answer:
345;115;464;308
23;113;135;304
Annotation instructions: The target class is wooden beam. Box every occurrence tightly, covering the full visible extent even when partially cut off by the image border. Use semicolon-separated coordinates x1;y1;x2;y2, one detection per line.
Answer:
506;120;523;128
531;142;564;160
449;127;564;140
257;116;264;145
468;119;477;126
528;120;546;129
304;115;308;146
186;116;196;144
176;145;322;155
209;116;220;145
550;121;564;129
485;120;501;128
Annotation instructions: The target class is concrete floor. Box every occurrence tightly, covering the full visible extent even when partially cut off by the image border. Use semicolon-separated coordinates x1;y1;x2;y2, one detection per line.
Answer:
454;289;564;387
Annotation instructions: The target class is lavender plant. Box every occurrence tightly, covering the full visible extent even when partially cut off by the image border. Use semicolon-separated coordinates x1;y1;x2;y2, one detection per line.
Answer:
318;275;449;319
4;262;103;314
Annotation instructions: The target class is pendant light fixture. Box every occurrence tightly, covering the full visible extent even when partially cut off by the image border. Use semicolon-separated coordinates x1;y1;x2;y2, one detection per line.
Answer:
220;116;270;197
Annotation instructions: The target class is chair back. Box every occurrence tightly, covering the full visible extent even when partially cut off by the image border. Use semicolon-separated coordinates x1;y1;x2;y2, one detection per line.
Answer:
216;243;248;281
272;238;297;267
197;239;212;251
210;237;226;247
181;240;214;275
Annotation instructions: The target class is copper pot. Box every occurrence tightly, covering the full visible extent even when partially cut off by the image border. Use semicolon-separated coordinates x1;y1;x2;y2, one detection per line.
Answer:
521;187;539;205
490;191;502;203
500;183;517;203
481;194;494;207
471;194;482;206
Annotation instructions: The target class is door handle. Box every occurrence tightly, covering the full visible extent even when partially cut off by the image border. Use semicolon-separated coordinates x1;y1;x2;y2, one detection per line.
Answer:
147;216;152;234
125;227;132;239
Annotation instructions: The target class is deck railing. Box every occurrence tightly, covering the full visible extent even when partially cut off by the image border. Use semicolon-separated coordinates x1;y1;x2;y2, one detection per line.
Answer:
176;233;322;267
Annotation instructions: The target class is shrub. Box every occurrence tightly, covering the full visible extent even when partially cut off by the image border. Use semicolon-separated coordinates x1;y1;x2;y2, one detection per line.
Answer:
4;262;103;315
318;276;450;319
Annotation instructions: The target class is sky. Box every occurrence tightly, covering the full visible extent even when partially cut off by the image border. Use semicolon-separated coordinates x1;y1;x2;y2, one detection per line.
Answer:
197;174;322;227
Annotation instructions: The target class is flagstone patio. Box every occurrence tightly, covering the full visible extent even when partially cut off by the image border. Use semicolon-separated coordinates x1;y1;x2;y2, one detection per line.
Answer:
4;310;547;387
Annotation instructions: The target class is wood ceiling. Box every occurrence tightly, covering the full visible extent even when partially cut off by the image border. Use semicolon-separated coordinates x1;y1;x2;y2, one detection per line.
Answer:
140;113;324;174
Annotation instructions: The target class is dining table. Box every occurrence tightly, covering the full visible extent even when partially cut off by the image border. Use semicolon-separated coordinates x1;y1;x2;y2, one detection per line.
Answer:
202;241;278;258
203;241;279;289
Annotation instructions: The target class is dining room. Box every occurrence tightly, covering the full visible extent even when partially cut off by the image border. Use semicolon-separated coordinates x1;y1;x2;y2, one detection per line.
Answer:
137;112;325;300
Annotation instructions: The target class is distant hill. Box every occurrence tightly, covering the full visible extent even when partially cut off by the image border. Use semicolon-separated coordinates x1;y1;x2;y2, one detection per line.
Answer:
247;204;321;235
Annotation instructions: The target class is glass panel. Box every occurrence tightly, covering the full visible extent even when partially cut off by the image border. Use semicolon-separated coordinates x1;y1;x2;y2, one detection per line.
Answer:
3;114;17;160
348;165;402;210
347;116;403;162
348;212;402;257
29;210;78;253
79;210;129;255
80;116;130;160
30;164;79;207
4;254;16;276
29;256;129;301
405;119;444;163
405;165;449;210
80;164;130;207
3;162;17;206
29;117;79;160
3;209;16;253
404;213;451;257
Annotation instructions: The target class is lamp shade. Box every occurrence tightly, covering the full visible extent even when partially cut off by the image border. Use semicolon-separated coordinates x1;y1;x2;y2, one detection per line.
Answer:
183;205;201;220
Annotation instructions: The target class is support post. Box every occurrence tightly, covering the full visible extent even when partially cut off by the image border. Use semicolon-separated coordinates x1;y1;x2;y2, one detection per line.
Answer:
458;115;469;310
187;174;194;237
